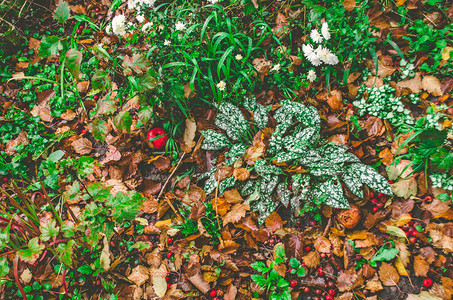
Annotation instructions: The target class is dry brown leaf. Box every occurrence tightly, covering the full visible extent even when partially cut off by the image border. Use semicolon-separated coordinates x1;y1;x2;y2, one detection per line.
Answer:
60;109;77;121
233;167;250;181
428;225;453;253
360;116;385;137
343;0;355;11
211;197;231;216
224;189;243;204
395;257;409;276
314;236;331;253
422;76;443;96
391;177;417;199
224;284;238;300
187;272;210;294
337;269;361;292
397;73;422;93
100;145;121;164
252;58;272;81
379;148;394;166
71;138;93;155
378;262;400;286
5;131;29;155
327;90;343;111
302;251;320;269
283;234;305;260
128;265;149;287
152;265;167;297
183;118;197;150
395;241;410;266
100;236;111;271
141;197;158;214
407;291;443;300
365;275;384;293
223;203;249;225
244;142;265;165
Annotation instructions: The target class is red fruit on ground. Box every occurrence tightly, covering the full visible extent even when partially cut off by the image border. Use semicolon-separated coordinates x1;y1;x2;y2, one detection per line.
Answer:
304;246;311;252
317;268;324;276
95;279;101;286
303;287;310;293
167;283;171;289
424;196;432;203
288;185;292;191
315;289;322;295
2;177;8;183
423;278;433;287
328;289;336;295
411;230;418;237
320;253;326;258
81;129;87;134
167;238;173;244
347;103;353;108
369;192;374;198
165;276;169;281
409;237;417;243
269;238;275;244
326;295;334;300
309;220;316;226
166;252;173;259
147;128;169;149
93;94;99;100
336;266;341;271
76;29;81;34
290;280;297;288
378;193;383;198
327;281;335;288
372;207;379;213
209;290;217;297
300;262;306;267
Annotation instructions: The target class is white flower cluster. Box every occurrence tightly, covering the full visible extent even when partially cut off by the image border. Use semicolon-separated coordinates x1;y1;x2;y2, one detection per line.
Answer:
112;14;127;36
127;0;156;10
302;23;338;67
430;173;453;191
353;84;414;125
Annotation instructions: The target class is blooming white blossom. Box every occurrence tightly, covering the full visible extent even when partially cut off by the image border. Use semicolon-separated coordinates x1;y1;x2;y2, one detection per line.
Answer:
310;29;323;43
208;0;219;3
128;0;155;10
271;64;281;72
324;52;339;65
217;81;226;91
175;21;186;31
303;45;322;66
307;70;317;82
302;44;314;58
235;54;243;60
142;22;153;32
321;22;330;41
164;40;171;46
136;14;145;23
316;46;338;65
112;14;127;36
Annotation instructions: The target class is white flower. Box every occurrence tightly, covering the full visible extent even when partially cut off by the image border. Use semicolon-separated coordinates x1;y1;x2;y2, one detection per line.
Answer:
324;53;339;65
208;0;219;3
310;29;323;43
235;54;243;60
217;81;226;91
112;14;127;36
302;44;314;58
136;14;145;23
316;46;339;65
164;40;171;46
307;70;317;82
271;64;281;72
175;21;186;31
321;22;330;41
142;22;153;32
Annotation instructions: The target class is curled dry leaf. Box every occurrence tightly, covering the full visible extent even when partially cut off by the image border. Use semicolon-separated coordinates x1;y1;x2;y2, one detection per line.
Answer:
224;189;244;204
337;269;362;292
127;265;149;287
422;75;443;96
365;275;384;293
222;203;249;226
343;0;356;11
413;254;430;277
187;272;210;294
283;233;305;260
314;236;331;253
337;205;361;229
71;138;93;155
100;145;122;164
302;251;320;269
252;58;272;81
183;117;197;150
397;73;422;93
233;167;250;181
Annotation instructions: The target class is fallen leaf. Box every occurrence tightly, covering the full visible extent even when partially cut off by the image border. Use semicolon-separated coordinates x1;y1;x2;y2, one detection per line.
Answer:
422;76;443;96
283;234;305;260
327;90;343;111
302;251;320;269
365;275;384;293
343;0;355;11
100;236;111;271
223;203;249;225
5;131;29;155
397;73;422;93
100;145;121;164
314;236;331;253
224;189;243;204
233;167;250;181
71;138;93;155
252;58;272;81
395;241;410;266
378;262;400;286
187;272;210;294
128;265;149;287
183;118;197;150
395;257;409;276
360;116;385;137
379;148;394;166
407;291;443;300
224;284;238;300
337;269;361;292
442;46;453;60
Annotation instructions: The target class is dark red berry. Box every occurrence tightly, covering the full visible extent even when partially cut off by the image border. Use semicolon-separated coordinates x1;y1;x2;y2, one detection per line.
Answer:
388;180;394;184
372;207;379;213
371;198;378;204
166;252;173;259
376;202;383;208
76;29;81;34
303;287;310;293
167;238;173;244
347;103;353;109
378;193;383;198
269;238;275;244
409;220;414;225
315;289;322;295
336;266;341;271
95;7;100;12
78;25;84;29
81;129;87;134
288;185;292;191
300;262;306;267
423;278;433;287
290;280;297;288
409;237;417;243
93;94;99;100
209;290;217;297
317;268;324;276
327;281;335;288
309;220;317;226
410;230;417;237
304;246;311;252
328;289;336;296
167;283;171;289
369;192;374;198
95;279;101;286
424;196;432;203
320;253;326;258
326;295;334;300
165;276;169;281
2;177;8;183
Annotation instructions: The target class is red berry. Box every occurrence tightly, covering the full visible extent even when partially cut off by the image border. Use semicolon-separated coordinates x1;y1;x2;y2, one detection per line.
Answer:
309;220;316;226
76;29;81;34
166;252;173;259
372;207;379;213
336;266;341;271
347;103;353;109
303;287;310;293
328;289;336;295
78;25;84;29
269;238;275;244
410;230;417;237
147;128;169;149
95;7;100;12
408;226;415;232
376;202;383;208
81;129;87;134
406;231;411;237
320;253;326;258
300;262;306;267
317;268;324;276
167;283;171;289
2;177;8;183
365;114;370;119
378;193;383;198
288;185;292;191
314;298;321;300
369;192;374;198
315;289;322;295
93;94;99;100
326;296;333;300
327;281;335;288
165;276;169;281
409;237;417;243
209;290;217;297
388;180;394;184
423;278;433;287
95;279;101;286
167;238;173;244
287;267;293;273
290;280;297;288
212;298;220;300
363;289;369;295
304;246;311;252
424;196;432;203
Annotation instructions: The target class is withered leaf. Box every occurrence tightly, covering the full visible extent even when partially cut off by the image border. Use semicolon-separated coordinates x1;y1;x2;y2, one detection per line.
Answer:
233;167;250;181
224;189;243;204
302;251;320;269
378;262;400;286
314;236;331;253
72;138;93;155
127;265;149;287
343;0;355;11
413;254;430;277
223;203;249;225
422;75;443;96
283;234;304;260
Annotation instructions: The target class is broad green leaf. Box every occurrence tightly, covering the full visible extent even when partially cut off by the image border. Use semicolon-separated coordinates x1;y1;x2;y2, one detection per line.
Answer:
386;225;408;240
275;244;285;258
113;111;133;133
40;219;59;242
38;36;63;57
47;150;65;162
56;240;76;266
251;274;266;287
17;238;44;262
289;257;301;268
251;261;267;272
53;0;70;24
0;257;9;280
77;264;93;275
137;106;154;127
66;49;82;80
370;246;399;265
92;119;108;143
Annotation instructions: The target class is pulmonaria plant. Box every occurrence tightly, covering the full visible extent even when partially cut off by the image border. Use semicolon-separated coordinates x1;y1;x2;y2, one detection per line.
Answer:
200;99;392;224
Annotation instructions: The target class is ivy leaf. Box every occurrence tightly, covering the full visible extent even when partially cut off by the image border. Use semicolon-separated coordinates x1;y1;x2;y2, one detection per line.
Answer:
17;238;45;262
40;219;59;242
53;0;71;24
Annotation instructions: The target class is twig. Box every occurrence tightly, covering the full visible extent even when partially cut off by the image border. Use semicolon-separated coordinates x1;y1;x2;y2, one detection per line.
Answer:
322;217;333;237
214;178;224;248
164;196;184;222
14;256;27;300
156;151;187;201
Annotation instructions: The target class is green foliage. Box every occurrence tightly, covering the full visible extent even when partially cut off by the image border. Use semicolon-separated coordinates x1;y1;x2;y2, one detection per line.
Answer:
369;245;399;267
201;98;392;223
53;1;71;24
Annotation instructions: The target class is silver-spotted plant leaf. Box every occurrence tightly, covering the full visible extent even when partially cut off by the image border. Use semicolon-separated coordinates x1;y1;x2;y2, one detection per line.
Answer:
323;151;360;164
310;177;350;209
253;104;269;129
243;96;257;111
298;150;322;165
241;180;257;195
253;195;278;225
217;102;249;139
274;152;301;163
214;114;240;140
260;175;279;197
268;135;283;155
225;144;247;165
219;176;237;195
200;130;231;150
276;183;292;207
255;160;284;176
349;163;393;196
341;167;364;198
309;164;342;177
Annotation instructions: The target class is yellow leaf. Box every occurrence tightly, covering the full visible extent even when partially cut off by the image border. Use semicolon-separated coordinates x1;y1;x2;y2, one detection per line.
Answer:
442;47;453;61
395;257;409;276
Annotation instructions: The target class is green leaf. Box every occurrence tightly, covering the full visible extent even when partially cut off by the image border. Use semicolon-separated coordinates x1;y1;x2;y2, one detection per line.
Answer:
275;244;285;258
311;177;350;209
0;257;10;280
66;49;82;81
251;261;267;273
386;225;408;240
17;238;45;262
296;267;306;276
77;264;93;275
92;119;108;143
137;106;153;126
430;147;453;171
289;257;301;268
113;111;133;133
350;163;393;196
47;150;65;162
438;193;450;202
56;240;76;266
53;0;70;24
369;246;399;264
40;219;59;242
38;36;64;57
251;274;266;287
200;130;231;150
